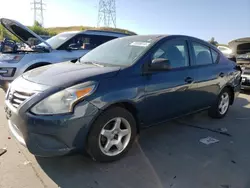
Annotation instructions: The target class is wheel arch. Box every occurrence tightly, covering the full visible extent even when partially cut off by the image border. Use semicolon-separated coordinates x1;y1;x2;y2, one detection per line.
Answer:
73;100;140;153
221;85;235;105
101;101;141;134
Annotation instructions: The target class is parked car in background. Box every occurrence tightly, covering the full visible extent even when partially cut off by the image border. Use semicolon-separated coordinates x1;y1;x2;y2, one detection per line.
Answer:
217;45;232;55
0;18;132;91
39;35;51;41
4;35;242;162
229;37;250;89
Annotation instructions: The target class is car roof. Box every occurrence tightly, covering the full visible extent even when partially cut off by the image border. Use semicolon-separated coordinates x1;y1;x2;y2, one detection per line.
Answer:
116;34;213;46
60;30;134;38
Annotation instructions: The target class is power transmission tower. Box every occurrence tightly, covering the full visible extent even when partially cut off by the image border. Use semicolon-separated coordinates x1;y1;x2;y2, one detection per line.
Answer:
31;0;45;27
97;0;116;28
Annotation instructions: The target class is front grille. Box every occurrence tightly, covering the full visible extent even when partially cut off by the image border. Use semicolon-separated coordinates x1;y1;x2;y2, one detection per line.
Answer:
7;89;35;108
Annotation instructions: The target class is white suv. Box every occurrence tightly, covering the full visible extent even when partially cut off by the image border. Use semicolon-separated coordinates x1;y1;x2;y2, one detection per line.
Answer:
0;18;132;91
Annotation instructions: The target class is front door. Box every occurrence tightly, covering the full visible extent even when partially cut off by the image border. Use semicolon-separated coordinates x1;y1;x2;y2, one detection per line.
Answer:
143;39;197;125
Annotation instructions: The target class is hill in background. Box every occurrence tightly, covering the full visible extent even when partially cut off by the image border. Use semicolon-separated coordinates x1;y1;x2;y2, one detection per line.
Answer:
47;26;136;36
0;21;136;41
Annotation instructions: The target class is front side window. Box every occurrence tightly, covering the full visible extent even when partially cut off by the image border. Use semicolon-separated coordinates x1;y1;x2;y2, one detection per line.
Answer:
192;42;213;65
90;35;116;47
58;34;117;50
152;39;189;68
38;33;75;50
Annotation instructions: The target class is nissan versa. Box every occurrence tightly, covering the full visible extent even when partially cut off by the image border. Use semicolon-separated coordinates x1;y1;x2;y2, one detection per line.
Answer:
4;35;242;162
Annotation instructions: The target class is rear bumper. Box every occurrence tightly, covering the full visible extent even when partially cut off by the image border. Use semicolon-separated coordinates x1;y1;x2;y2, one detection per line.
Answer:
5;100;99;157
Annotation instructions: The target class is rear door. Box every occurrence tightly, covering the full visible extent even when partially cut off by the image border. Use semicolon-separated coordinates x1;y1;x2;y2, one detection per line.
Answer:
189;40;223;108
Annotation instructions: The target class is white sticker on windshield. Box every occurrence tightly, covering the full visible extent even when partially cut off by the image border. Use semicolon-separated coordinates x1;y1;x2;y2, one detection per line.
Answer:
130;42;150;47
58;37;67;40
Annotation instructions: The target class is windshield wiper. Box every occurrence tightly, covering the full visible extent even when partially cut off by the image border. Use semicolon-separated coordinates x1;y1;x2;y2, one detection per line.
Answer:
81;61;104;67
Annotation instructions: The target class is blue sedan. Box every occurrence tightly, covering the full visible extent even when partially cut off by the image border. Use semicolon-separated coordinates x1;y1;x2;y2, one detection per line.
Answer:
5;35;242;162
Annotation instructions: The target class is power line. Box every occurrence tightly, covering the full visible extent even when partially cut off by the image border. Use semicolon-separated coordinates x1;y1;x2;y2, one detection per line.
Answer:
97;0;116;28
31;0;46;27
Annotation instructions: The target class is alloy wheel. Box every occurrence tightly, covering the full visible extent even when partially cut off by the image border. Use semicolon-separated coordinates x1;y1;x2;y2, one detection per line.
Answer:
99;117;131;156
218;92;230;115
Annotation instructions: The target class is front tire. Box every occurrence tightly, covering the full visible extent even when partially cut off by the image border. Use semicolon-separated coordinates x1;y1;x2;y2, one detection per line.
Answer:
87;107;137;162
208;88;231;118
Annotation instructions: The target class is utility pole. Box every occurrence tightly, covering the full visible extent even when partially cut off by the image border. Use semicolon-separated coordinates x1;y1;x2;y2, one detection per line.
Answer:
31;0;45;27
97;0;116;28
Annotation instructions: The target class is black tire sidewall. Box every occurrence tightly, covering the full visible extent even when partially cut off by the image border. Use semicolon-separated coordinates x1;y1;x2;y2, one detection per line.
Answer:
87;107;137;162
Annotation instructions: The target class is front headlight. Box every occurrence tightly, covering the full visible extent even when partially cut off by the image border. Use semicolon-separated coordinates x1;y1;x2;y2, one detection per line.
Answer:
0;54;24;63
30;81;97;115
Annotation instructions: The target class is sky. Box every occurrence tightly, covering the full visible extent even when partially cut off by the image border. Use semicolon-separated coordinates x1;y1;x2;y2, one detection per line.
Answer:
0;0;249;44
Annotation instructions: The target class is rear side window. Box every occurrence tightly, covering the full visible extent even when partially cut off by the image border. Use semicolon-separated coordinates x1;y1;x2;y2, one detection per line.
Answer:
211;49;219;63
192;42;213;65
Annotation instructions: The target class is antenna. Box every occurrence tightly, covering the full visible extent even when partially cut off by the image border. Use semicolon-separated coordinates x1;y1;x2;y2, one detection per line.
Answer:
31;0;46;27
97;0;116;28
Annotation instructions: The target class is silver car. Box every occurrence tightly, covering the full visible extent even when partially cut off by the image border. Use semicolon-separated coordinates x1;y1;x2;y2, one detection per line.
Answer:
0;18;131;91
229;37;250;90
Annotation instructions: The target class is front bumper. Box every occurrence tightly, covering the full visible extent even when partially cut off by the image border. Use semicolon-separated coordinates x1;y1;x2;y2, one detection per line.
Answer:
241;75;250;90
4;100;99;157
0;80;11;92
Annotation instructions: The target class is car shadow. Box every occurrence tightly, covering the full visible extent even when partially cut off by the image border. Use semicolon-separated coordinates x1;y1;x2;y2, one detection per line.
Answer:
36;95;250;188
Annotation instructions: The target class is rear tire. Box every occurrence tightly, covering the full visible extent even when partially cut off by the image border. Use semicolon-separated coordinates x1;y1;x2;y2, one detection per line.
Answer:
208;88;231;118
87;107;137;162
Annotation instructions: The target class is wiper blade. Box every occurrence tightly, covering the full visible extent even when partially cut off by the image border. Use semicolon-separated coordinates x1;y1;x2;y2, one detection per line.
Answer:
82;61;104;67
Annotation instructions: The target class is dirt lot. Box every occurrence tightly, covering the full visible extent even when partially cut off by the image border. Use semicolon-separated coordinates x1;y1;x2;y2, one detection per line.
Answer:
0;89;250;188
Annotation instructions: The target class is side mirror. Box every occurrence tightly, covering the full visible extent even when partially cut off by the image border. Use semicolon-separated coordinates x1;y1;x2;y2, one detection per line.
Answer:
67;43;81;51
149;58;171;71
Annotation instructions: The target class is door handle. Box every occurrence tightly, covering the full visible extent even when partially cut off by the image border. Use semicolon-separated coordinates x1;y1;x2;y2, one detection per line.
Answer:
185;77;193;83
219;72;225;77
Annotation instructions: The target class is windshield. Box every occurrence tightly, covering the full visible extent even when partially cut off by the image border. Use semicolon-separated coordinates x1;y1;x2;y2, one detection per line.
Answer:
38;33;75;49
79;36;155;67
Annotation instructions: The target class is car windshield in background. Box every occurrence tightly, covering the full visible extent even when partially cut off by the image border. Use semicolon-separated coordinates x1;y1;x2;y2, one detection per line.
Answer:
38;33;75;49
79;36;156;67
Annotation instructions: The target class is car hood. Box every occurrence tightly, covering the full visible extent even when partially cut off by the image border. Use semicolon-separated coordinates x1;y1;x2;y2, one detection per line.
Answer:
22;62;120;87
0;18;51;49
